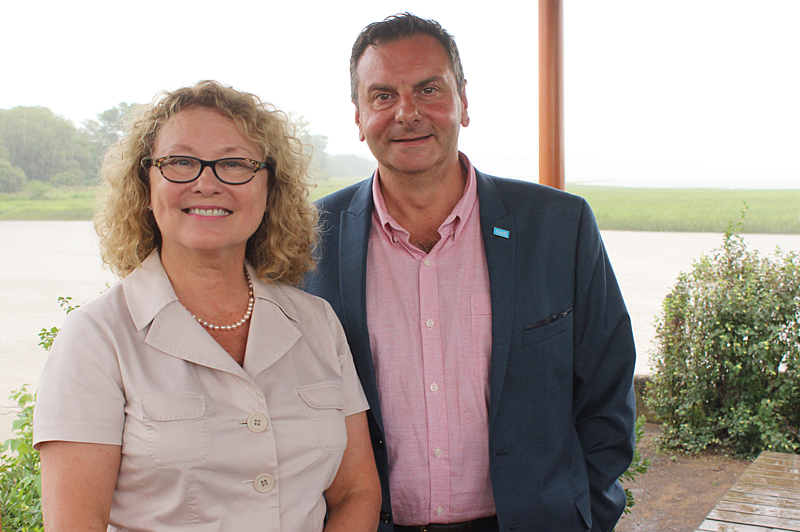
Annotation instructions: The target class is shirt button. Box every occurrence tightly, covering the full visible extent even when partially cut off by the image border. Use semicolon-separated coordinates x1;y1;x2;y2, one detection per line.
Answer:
436;506;444;516
246;413;269;433
434;447;442;458
423;258;431;267
426;318;434;328
253;473;275;493
430;382;439;392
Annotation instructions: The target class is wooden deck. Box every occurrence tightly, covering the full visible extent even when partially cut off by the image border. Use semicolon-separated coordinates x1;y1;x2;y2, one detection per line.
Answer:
695;451;800;532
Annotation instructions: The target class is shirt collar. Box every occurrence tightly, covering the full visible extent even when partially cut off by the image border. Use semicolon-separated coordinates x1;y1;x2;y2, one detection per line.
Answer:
124;253;298;331
371;152;478;246
249;266;300;324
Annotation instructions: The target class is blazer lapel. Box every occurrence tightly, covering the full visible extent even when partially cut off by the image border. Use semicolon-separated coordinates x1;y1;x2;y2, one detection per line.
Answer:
338;178;385;432
476;171;516;428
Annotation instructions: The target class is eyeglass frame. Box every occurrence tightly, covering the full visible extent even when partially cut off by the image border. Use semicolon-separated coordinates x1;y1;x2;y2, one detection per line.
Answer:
144;155;273;185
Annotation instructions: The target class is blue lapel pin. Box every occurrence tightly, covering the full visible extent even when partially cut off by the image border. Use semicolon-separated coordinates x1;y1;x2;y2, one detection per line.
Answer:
493;227;510;239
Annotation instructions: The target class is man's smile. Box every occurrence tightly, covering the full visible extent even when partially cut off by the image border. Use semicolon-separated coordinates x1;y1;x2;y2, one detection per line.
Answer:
391;134;433;143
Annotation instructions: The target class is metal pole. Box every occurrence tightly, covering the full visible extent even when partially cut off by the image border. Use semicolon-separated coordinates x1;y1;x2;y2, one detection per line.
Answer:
539;0;565;190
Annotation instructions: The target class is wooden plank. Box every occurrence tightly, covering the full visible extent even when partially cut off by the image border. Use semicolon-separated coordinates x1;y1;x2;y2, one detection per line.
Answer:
696;518;777;531
754;458;800;467
730;484;800;502
751;455;799;469
739;473;800;492
762;452;800;464
706;508;800;531
750;464;800;477
715;500;800;521
752;456;800;468
695;452;800;532
725;490;800;511
743;468;800;483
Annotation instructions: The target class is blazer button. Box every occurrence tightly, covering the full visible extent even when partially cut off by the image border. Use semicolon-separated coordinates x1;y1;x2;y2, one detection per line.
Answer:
380;510;390;523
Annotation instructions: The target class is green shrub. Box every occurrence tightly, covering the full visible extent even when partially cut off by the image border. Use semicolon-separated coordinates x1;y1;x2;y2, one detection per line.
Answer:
0;158;27;193
621;416;650;512
51;170;86;187
646;209;800;458
23;181;53;200
610;415;650;531
1;297;78;530
0;386;43;532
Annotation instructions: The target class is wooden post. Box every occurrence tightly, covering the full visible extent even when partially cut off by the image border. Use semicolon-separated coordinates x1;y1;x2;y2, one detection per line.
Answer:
539;0;565;190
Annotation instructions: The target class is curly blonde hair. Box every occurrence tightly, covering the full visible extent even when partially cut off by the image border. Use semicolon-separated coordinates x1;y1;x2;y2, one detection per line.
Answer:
94;81;317;285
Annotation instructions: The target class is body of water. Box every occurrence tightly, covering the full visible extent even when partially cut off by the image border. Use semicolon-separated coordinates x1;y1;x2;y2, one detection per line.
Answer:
2;221;799;441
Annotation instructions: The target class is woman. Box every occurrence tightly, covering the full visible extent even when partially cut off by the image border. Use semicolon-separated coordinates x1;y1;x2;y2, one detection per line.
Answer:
33;81;380;531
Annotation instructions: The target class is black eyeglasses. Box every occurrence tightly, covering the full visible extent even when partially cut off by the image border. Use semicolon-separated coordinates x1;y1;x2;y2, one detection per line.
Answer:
146;155;272;185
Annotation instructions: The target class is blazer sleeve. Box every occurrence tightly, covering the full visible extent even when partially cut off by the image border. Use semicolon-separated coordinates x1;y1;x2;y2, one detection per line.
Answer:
571;199;636;531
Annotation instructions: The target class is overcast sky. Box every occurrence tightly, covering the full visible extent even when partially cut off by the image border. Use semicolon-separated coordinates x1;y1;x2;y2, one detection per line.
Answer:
2;0;798;188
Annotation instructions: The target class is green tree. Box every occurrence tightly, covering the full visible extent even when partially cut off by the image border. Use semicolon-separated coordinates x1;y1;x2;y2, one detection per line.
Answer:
82;103;136;156
0;106;98;184
51;169;86;187
0;157;27;193
287;113;376;180
289;113;329;178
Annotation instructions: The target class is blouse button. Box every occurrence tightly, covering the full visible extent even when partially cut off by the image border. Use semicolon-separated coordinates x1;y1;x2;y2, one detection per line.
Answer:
246;413;269;433
253;473;275;493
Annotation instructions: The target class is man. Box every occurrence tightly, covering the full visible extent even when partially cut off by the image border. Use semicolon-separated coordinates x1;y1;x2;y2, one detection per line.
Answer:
304;13;636;532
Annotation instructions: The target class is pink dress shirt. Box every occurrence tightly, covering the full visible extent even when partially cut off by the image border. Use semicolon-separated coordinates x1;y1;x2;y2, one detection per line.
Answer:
365;154;496;525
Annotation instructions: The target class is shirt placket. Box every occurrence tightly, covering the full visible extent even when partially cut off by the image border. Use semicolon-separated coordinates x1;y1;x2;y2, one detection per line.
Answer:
419;246;451;521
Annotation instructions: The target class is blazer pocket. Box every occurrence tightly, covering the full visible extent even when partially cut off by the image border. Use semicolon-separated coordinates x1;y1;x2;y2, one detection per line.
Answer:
523;308;573;346
298;383;347;452
141;393;210;468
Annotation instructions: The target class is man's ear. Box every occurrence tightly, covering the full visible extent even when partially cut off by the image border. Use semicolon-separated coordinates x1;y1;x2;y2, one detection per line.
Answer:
355;103;366;142
460;81;470;127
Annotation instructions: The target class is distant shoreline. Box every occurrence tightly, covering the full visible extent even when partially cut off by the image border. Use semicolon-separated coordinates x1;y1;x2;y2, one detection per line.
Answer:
3;182;799;234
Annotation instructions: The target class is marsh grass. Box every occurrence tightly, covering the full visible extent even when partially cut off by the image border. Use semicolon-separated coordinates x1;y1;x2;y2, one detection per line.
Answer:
0;187;97;221
569;186;800;234
310;177;365;201
1;180;798;234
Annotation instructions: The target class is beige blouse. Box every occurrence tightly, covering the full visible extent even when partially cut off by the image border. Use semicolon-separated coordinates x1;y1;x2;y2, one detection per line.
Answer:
34;253;368;531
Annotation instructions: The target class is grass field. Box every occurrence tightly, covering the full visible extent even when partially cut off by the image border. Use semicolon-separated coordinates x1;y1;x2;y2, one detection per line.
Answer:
567;185;800;234
2;180;798;234
0;187;98;221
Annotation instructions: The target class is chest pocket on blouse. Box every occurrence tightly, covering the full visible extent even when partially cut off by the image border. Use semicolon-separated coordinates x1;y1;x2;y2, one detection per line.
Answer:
141;393;210;468
298;383;347;452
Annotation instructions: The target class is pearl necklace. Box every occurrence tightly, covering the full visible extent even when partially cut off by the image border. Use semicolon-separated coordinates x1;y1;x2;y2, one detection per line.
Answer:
191;267;254;332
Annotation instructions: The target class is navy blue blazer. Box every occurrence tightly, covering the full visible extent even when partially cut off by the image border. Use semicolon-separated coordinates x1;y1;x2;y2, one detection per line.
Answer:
304;170;636;532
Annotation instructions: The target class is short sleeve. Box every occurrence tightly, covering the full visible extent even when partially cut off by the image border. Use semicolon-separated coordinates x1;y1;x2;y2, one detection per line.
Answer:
33;307;126;448
324;301;369;417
